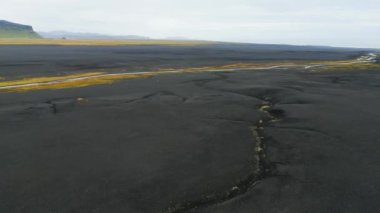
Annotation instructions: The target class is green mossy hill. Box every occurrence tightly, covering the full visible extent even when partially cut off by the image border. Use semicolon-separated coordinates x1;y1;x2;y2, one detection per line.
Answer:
0;20;41;38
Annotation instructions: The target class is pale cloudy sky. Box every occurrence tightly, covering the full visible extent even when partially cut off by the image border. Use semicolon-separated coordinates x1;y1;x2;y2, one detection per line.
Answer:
1;0;379;48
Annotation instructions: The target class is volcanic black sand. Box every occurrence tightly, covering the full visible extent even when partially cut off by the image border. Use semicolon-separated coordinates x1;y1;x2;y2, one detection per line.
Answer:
0;43;368;78
1;44;380;212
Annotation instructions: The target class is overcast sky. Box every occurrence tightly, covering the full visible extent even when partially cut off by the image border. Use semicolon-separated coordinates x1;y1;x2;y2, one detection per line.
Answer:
1;0;379;48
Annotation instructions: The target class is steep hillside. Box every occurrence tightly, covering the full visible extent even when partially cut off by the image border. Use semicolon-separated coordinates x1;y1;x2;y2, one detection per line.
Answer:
0;20;41;38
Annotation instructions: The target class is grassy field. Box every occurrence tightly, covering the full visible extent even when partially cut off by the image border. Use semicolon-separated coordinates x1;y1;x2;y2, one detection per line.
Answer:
0;72;154;92
1;57;378;92
0;29;41;39
0;38;215;46
0;72;105;87
321;62;380;71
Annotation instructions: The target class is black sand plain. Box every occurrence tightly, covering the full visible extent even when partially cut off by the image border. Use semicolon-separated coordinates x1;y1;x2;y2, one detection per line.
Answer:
1;44;380;212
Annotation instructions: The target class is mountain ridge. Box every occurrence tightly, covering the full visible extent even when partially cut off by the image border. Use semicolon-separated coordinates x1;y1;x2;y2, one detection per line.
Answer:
38;31;150;40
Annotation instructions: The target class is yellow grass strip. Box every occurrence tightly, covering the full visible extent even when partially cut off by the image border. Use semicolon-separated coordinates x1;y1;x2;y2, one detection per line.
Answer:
153;59;361;73
320;62;380;71
0;72;105;87
0;56;377;93
0;73;153;92
155;62;297;73
0;39;214;46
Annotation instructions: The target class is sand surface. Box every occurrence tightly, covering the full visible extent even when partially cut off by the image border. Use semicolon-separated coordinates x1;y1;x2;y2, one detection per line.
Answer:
1;44;380;212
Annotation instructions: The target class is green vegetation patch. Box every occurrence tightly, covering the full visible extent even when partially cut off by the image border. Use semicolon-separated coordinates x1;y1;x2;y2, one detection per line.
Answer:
322;62;380;71
0;29;41;39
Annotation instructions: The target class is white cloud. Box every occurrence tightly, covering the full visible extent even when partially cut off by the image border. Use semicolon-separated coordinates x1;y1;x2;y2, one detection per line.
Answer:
0;0;379;48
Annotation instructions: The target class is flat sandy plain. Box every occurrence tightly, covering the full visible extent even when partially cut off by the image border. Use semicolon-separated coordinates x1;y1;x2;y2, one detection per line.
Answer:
1;41;380;212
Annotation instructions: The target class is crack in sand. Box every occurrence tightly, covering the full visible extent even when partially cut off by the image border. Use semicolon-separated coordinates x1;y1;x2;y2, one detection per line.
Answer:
270;125;340;141
124;91;188;104
202;117;251;124
45;100;58;114
161;97;282;213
